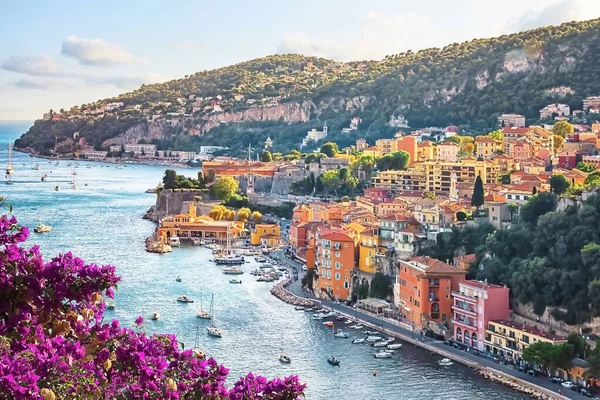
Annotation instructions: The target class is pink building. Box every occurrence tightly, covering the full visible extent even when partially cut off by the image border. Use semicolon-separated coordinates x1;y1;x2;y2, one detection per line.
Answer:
452;280;510;351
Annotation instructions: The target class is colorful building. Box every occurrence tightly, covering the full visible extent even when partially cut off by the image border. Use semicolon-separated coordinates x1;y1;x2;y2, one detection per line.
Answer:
358;229;380;274
437;142;460;162
557;150;578;169
250;224;280;246
475;136;503;159
485;320;567;362
396;256;466;328
317;232;355;300
453;254;476;271
452;280;510;351
396;135;417;165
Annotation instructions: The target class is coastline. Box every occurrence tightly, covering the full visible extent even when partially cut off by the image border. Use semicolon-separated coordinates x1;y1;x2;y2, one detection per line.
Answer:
14;148;193;169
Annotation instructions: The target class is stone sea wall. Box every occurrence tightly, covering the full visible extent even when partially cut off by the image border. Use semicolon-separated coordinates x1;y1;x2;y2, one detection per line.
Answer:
144;189;211;222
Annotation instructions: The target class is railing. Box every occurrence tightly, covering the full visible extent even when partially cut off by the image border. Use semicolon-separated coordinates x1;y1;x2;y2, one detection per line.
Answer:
453;303;477;313
452;290;478;300
454;318;476;327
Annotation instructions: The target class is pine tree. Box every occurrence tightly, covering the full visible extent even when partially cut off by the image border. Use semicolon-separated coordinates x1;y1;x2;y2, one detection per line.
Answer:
471;175;484;209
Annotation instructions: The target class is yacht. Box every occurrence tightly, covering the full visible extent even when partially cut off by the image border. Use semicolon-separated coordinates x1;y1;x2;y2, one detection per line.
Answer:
176;295;194;303
373;339;393;348
151;312;160;321
352;338;365;344
169;237;181;247
222;266;243;275
196;292;212;319
214;254;244;265
5;138;15;182
192;319;206;359
279;352;291;364
374;350;393;359
206;295;222;338
365;336;383;342
387;343;403;350
34;223;52;233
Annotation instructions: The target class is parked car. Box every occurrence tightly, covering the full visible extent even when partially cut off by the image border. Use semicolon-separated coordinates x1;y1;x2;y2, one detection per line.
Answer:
579;387;593;397
561;381;576;390
516;365;527;373
526;369;540;376
549;377;564;384
302;265;307;271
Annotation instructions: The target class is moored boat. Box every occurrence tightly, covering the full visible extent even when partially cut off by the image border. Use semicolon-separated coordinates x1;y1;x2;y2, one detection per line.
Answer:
229;279;242;284
365;336;383;342
222;266;244;275
279;353;291;364
374;350;392;359
327;356;340;366
352;338;365;344
34;223;52;233
177;295;194;303
151;312;160;321
333;330;349;338
438;358;453;366
323;321;334;327
294;306;305;311
387;343;403;350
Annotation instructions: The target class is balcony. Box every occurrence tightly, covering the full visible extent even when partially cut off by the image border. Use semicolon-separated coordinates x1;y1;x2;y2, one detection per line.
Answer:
453;318;476;328
452;290;479;302
428;279;440;287
452;303;477;316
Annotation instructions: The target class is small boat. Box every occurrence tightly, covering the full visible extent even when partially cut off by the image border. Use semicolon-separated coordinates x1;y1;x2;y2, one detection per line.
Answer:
214;254;245;265
374;350;393;359
169;237;181;247
334;330;349;338
222;266;244;275
344;319;353;324
349;324;363;330
196;292;212;319
229;279;242;284
151;312;160;321
54;185;60;191
33;164;41;170
177;295;194;303
327;356;340;366
335;315;345;321
34;223;52;233
363;331;379;335
279;353;291;364
105;301;115;310
176;275;182;282
387;343;403;350
438;358;453;366
304;307;315;313
365;336;383;342
373;340;393;348
294;306;305;311
323;321;334;327
320;311;336;319
207;325;222;338
352;338;365;344
312;314;324;320
41;175;47;181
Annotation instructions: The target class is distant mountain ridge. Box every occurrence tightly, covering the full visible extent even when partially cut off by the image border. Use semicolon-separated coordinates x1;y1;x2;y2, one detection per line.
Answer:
15;18;600;156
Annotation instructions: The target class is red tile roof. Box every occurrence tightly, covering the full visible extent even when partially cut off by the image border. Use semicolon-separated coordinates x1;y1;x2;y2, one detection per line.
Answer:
484;193;506;202
321;232;354;242
406;256;465;274
502;127;529;134
454;254;477;265
460;279;504;290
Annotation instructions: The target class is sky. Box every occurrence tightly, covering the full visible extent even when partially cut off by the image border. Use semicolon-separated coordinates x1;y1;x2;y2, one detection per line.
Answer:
1;0;599;120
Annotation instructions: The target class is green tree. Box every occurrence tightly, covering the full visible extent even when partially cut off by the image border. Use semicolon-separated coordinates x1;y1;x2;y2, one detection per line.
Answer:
550;175;570;195
320;142;339;157
369;273;393;299
553;121;574;138
209;205;227;220
213;176;239;201
471;175;484;209
271;152;283;161
261;150;272;162
585;171;600;187
519;192;555;224
488;130;503;141
320;170;342;196
237;207;251;222
523;341;553;373
553;134;564;154
423;192;436;200
577;162;596;173
162;169;178;189
251;211;263;224
456;211;467;221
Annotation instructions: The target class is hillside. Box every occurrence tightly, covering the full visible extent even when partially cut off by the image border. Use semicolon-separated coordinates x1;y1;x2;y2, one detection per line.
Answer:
15;18;600;156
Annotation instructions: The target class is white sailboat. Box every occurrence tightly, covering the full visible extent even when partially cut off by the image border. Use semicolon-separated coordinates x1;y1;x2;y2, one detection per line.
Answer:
193;319;207;359
206;294;222;338
5;138;14;184
196;290;212;319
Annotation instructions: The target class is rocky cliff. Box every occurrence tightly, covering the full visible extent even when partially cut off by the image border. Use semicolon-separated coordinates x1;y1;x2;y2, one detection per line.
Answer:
144;189;210;222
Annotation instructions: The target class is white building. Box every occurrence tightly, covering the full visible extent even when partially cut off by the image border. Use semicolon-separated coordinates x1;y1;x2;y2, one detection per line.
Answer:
301;123;328;148
539;103;570;119
104;102;124;112
498;114;526;128
123;144;157;156
437;142;460;162
199;146;227;154
109;145;122;153
83;151;108;160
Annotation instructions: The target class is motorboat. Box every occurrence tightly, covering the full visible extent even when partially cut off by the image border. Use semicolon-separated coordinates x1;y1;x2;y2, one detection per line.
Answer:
327;356;340;366
176;275;182;282
55;185;60;191
304;307;315;313
365;336;383;342
207;325;222;338
438;358;453;366
349;324;363;330
320;311;336;319
373;340;393;348
344;319;354;324
387;343;403;350
363;330;379;335
323;321;334;327
335;315;345;321
34;223;52;233
312;314;324;320
151;312;160;321
374;350;393;359
334;330;349;338
105;301;115;310
41;175;47;181
294;306;305;311
229;279;242;284
169;237;181;247
352;338;365;344
279;353;291;364
222;266;244;275
214;254;244;265
177;295;194;303
255;256;267;263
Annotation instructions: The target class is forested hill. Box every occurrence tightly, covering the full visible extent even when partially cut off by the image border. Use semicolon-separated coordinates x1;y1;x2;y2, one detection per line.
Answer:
16;18;600;156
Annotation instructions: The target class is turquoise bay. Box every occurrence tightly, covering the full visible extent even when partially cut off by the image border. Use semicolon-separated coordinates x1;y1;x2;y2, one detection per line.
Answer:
0;121;524;399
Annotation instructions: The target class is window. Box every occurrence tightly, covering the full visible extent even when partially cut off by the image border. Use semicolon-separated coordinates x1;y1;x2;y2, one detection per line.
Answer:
335;273;340;280
327;270;331;278
344;281;349;289
335;252;340;257
335;262;341;269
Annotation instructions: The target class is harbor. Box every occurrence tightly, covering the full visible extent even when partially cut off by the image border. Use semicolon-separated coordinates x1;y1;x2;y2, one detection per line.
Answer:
1;124;528;399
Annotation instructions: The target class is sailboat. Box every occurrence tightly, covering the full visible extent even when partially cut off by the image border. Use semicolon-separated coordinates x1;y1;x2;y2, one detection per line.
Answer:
279;347;291;363
196;290;212;319
193;319;207;359
5;138;14;184
206;295;222;338
214;225;244;264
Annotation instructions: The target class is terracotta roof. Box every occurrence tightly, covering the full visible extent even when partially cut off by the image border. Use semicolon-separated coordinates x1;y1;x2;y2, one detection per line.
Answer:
484;193;506;202
454;254;477;264
439;141;459;147
382;213;412;221
405;256;465;274
460;279;504;290
490;320;566;341
502;127;529;134
321;232;354;242
475;136;500;143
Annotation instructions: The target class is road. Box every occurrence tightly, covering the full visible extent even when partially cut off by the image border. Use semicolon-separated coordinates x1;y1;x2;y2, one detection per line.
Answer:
269;247;592;400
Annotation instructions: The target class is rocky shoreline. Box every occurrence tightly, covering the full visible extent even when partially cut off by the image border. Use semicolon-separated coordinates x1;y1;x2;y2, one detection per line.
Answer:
478;370;564;400
270;280;317;307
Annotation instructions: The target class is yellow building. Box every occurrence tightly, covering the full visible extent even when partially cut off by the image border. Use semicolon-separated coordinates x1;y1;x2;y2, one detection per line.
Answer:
417;141;436;161
250;223;281;246
358;229;383;274
475;136;503;159
371;159;502;195
375;138;399;155
485;320;567;362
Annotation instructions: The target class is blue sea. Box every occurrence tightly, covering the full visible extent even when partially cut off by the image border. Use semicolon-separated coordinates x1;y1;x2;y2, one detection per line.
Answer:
0;121;524;399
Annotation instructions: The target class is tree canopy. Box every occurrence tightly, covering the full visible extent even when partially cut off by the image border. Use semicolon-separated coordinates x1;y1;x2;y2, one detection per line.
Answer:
212;176;239;201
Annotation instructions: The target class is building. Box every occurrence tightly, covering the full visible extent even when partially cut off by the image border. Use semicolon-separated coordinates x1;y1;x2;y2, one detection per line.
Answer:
485;320;567;362
417;141;435;161
375;138;398;155
437;142;460;162
356;138;367;151
396;256;467;328
123;144;157;156
157;203;244;242
583;96;600;111
453;254;476;271
475;136;502;159
199;146;227;154
250;224;280;246
540;103;570;119
396;135;417;165
498;114;526;128
358;229;381;274
452;280;510;351
301;123;328;148
502;127;530;154
379;214;423;259
557;150;578;169
82;151;108;160
508;139;532;163
317;232;354;300
487;196;511;229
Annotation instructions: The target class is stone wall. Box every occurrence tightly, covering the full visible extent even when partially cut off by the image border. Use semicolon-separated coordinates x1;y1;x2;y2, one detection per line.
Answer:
147;189;210;222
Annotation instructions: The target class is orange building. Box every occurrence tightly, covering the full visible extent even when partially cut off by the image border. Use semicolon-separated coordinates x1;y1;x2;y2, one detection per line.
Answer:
317;232;355;300
396;135;417;165
396;256;466;328
292;204;312;225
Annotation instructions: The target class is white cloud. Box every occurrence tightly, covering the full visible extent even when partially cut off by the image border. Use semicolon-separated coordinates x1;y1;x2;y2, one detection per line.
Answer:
1;55;62;76
277;12;435;61
507;0;600;32
61;35;144;66
90;73;167;89
12;77;67;91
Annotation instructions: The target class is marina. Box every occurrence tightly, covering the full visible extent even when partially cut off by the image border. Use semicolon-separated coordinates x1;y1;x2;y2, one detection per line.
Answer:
0;124;527;400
